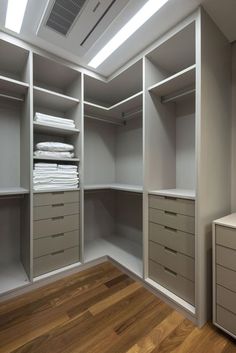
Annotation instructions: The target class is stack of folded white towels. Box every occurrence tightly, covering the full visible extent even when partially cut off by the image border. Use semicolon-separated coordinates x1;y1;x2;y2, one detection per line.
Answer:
35;112;76;129
33;163;79;191
34;142;75;159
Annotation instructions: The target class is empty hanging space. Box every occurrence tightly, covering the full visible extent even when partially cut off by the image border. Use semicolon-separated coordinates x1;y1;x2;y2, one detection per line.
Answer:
145;21;196;197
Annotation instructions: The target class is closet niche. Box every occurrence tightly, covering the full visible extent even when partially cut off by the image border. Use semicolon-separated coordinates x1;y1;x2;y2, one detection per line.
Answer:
83;61;143;276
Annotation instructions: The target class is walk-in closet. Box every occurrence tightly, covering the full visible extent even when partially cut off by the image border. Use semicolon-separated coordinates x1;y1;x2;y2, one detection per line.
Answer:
0;1;236;345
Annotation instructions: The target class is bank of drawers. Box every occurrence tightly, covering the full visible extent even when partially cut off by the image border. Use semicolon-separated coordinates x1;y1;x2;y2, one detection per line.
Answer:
214;224;236;338
33;191;80;277
148;194;195;305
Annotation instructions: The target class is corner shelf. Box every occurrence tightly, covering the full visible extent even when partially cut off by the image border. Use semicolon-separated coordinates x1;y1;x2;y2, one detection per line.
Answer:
148;65;196;99
33;121;80;136
34;156;80;162
84;183;143;194
84;91;143;122
0;187;29;196
33;86;79;111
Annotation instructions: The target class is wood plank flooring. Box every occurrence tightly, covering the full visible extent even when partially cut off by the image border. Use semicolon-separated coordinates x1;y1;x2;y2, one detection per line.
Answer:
0;262;235;353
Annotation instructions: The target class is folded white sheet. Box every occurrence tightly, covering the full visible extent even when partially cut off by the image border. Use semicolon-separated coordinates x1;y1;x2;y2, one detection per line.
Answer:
34;163;58;169
35;113;75;126
36;142;74;152
58;164;78;170
34;185;78;190
34;151;75;159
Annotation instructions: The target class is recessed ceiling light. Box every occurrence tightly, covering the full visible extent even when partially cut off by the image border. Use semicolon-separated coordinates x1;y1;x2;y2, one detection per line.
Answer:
5;0;29;33
88;0;169;69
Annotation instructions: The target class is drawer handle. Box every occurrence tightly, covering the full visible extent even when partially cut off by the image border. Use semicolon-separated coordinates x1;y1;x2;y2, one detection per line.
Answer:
164;267;177;277
51;250;64;256
164;226;177;232
52;216;64;221
52;233;64;238
52;203;64;207
165;196;177;201
164;211;177;216
164;247;177;255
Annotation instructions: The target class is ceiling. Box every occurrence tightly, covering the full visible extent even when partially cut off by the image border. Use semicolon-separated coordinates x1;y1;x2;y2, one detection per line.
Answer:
0;0;235;78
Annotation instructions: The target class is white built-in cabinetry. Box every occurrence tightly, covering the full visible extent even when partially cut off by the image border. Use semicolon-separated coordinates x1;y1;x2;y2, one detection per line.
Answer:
0;8;232;327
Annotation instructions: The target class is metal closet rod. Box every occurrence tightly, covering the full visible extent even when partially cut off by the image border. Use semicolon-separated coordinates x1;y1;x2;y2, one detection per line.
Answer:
161;88;195;104
84;114;123;126
0;93;24;102
121;108;143;121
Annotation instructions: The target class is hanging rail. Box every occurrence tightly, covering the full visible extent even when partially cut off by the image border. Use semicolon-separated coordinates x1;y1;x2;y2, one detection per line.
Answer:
161;88;195;104
0;93;24;102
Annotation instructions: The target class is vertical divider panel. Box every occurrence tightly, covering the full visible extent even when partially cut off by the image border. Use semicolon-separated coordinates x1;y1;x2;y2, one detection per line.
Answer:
20;50;33;280
80;73;84;263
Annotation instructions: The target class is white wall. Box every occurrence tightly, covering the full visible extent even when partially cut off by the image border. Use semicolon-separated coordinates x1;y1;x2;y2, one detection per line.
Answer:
84;119;116;185
176;97;196;190
115;117;143;186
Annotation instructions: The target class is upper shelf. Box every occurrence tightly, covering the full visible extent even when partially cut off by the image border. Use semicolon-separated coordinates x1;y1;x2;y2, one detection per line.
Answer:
148;65;196;100
84;183;143;194
84;91;143;122
0;75;29;100
33;121;80;136
34;156;80;162
33;86;79;111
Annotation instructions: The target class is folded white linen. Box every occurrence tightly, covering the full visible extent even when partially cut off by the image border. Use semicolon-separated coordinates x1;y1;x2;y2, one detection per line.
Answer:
34;151;75;159
36;142;74;152
35;113;75;126
33;170;78;176
58;164;78;170
34;163;57;169
36;121;76;130
34;179;78;185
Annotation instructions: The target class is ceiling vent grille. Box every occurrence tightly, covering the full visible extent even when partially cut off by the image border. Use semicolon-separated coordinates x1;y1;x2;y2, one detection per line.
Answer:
46;0;87;36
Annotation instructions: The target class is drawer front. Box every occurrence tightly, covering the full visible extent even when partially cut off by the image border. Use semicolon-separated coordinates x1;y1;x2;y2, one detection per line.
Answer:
216;265;236;293
34;191;80;207
34;230;79;258
149;260;194;305
149;242;194;281
149;222;195;258
216;225;236;251
216;245;236;271
34;214;79;239
34;202;79;221
149;195;195;216
217;305;236;337
149;208;195;234
217;285;236;315
33;247;79;277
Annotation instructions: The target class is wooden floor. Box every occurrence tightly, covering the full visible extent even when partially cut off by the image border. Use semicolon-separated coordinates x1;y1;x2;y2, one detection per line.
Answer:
0;262;235;353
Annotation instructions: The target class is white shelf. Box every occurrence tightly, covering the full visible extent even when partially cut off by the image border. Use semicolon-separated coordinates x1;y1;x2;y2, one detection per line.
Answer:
34;156;80;162
84;183;143;193
34;187;80;194
148;65;195;98
149;189;195;200
0;75;29;98
34;86;79;111
85;236;143;277
33;122;80;136
0;262;29;295
213;213;236;228
84;91;143;121
0;187;29;196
